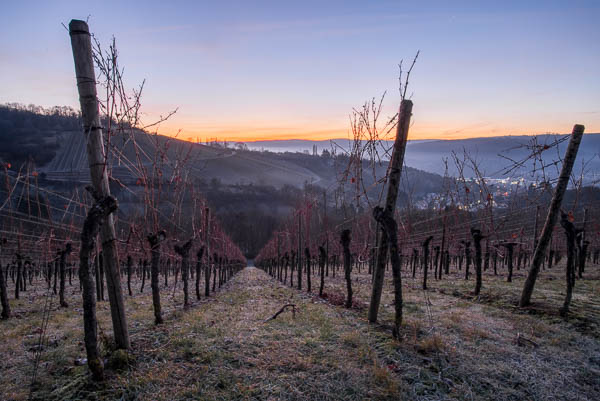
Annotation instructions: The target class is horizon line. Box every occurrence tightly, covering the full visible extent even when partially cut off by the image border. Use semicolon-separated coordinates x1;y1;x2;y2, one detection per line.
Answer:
184;131;597;144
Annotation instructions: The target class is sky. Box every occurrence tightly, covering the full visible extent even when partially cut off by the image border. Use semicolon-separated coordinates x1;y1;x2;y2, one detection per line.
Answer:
1;0;599;142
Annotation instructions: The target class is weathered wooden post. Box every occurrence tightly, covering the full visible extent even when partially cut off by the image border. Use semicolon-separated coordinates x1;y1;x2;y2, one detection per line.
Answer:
422;236;433;290
318;245;326;296
15;252;22;300
69;19;129;349
0;238;10;319
175;239;192;308
79;194;118;381
532;205;540;251
204;207;211;296
519;124;585;307
578;208;589;278
341;229;352;308
372;207;405;338
297;213;302;290
196;247;204;300
323;190;330;278
212;252;218;292
559;212;577;316
147;231;166;324
502;242;517;282
276;232;281;281
305;247;311;292
471;228;484;295
463;241;472;280
290;249;295;287
438;216;446;280
368;99;413;323
126;255;133;296
59;243;73;307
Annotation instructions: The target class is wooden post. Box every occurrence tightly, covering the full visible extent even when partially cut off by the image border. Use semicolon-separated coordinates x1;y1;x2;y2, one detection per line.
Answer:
126;255;133;296
277;232;281;281
578;208;589;278
463;241;472;280
502;242;517;282
559;212;576;316
59;243;73;307
204;208;211;296
519;124;585;307
372;208;404;338
532;205;540;251
212;252;217;292
368;99;413;323
297;213;302;290
196;247;204;300
69;20;130;349
79;194;118;381
290;250;295;287
422;236;433;290
471;228;484;295
318;245;326;297
175;239;192;308
147;231;165;324
341;229;352;308
438;216;446;280
0;239;10;319
15;252;23;300
371;222;380;283
324;190;330;278
582;208;588;243
305;247;311;292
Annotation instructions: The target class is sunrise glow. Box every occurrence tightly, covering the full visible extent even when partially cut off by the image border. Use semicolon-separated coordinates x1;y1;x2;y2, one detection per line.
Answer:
1;1;598;142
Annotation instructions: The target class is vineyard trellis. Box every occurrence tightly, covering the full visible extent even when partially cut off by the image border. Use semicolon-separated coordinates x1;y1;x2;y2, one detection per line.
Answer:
0;19;246;383
256;182;599;334
255;82;597;340
0;19;598;393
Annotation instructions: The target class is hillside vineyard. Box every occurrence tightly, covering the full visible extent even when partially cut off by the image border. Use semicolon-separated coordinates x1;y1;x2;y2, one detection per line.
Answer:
1;17;599;401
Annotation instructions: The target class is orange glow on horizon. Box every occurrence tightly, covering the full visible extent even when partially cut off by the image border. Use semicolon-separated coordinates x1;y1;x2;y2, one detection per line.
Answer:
153;119;596;143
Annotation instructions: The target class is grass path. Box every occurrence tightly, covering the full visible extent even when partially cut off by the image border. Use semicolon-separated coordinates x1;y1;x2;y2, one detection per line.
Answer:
5;264;599;400
111;266;404;400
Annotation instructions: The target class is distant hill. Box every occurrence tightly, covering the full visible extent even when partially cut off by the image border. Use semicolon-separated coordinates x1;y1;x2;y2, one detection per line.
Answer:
403;134;600;181
2;103;597;256
0;104;78;168
0;104;445;200
246;134;600;182
3;104;597;186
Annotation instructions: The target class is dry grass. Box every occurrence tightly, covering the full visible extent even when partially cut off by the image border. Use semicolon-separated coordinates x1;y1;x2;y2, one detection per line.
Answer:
1;262;599;400
314;261;600;400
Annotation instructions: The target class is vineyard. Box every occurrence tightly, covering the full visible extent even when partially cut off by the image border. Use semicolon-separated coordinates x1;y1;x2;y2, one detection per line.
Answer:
1;19;599;401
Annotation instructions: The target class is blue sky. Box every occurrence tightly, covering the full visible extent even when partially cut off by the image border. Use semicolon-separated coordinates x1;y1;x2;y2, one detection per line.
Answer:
1;0;598;141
